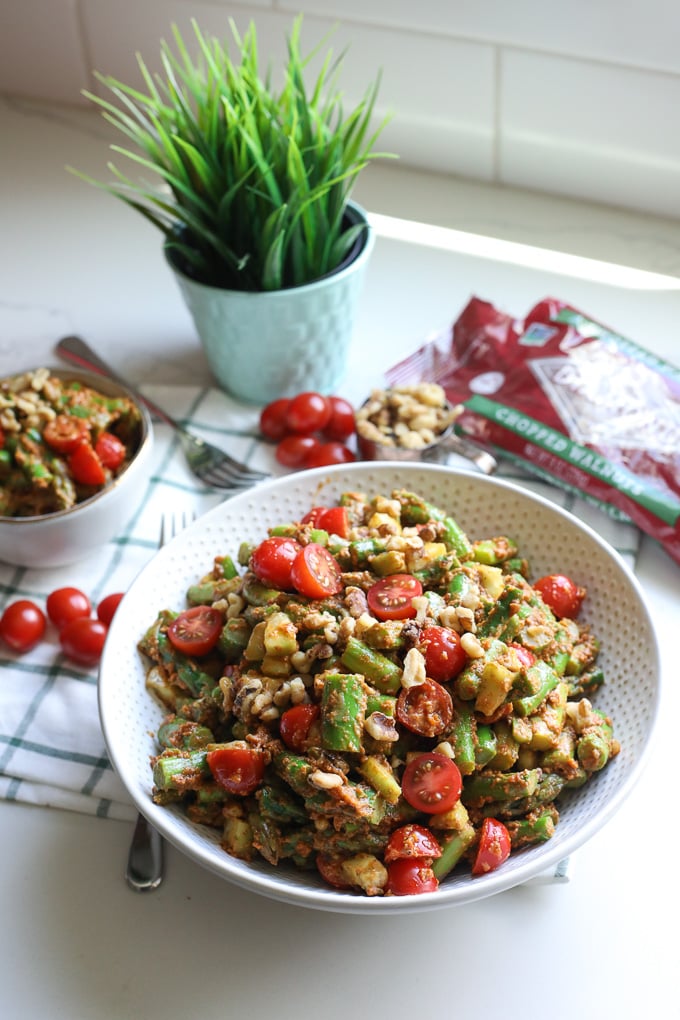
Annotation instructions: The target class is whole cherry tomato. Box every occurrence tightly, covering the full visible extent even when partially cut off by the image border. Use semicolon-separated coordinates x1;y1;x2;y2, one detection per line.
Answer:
207;746;265;795
300;505;350;539
97;592;125;625
0;599;46;653
68;442;106;486
259;398;291;441
533;574;585;618
279;704;321;752
322;396;356;441
250;536;303;590
59;617;108;665
303;441;355;468
94;432;126;470
46;587;91;631
384;824;442;863
167;606;222;657
275;435;321;468
285;392;331;434
471;817;511;876
43;414;89;454
420;625;467;682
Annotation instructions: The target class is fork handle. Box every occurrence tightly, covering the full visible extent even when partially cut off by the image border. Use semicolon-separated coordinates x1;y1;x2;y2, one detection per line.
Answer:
56;335;181;431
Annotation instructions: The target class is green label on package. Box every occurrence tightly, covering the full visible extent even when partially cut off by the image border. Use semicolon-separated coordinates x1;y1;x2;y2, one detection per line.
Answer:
465;394;680;526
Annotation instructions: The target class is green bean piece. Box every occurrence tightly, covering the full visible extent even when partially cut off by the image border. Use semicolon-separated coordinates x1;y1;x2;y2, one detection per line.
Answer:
218;617;251;661
340;636;402;694
498;603;532;643
566;666;605;699
257;784;308;825
362;620;404;651
321;673;367;753
577;729;611;772
474;724;498;767
488;719;519;770
269;523;297;537
344;537;387;568
237;541;255;566
186;576;240;605
274;752;314;797
476;585;523;639
278;828;316;867
513;660;560;717
448;570;477;602
152;748;210;791
216;554;238;579
472;536;518;566
488;772;565;819
506;810;556;848
432;824;477;880
241;575;283;607
448;700;477;775
357;755;401;804
475;659;516;717
454;638;507;701
365;689;397;717
157;718;214;749
462;768;541;805
249;812;283;865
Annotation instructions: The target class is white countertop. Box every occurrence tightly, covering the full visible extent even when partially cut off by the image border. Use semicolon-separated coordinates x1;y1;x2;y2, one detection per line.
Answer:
1;95;679;1020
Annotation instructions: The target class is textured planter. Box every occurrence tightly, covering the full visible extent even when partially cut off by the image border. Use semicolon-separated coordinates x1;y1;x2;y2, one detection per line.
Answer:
166;202;375;405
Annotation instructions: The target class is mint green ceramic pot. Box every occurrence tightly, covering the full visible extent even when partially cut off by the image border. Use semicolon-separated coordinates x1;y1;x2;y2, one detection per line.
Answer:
166;202;374;405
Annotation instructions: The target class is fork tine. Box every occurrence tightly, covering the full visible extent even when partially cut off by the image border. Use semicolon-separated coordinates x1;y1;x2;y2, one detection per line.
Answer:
200;467;267;488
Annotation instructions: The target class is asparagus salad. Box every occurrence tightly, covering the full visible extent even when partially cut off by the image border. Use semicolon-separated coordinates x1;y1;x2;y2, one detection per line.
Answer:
140;489;619;896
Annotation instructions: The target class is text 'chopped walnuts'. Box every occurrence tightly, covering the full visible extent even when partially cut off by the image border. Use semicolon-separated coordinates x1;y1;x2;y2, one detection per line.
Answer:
355;383;456;450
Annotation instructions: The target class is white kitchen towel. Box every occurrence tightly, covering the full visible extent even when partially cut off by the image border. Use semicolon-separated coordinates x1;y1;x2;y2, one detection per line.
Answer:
0;384;641;823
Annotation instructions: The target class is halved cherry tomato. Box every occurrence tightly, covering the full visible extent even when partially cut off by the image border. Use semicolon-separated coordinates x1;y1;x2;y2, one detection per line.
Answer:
401;752;462;814
97;592;124;625
322;396;356;441
43;414;89;454
386;858;439;896
420;625;467;682
68;442;106;486
167;606;222;656
59;616;108;665
396;678;453;737
384;824;442;863
303;441;355;468
301;505;350;539
285;391;331;434
94;431;126;470
471;817;511;876
290;543;343;598
250;536;302;590
508;642;536;669
367;574;423;621
279;703;321;752
46;587;91;631
275;435;321;468
0;599;46;653
533;574;585;618
259;398;291;441
207;746;265;795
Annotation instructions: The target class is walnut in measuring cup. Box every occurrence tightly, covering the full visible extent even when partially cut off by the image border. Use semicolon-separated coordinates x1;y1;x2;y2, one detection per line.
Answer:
355;383;457;451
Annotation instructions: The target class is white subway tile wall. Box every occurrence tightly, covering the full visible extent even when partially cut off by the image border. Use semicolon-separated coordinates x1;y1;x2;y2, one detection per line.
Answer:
2;0;679;218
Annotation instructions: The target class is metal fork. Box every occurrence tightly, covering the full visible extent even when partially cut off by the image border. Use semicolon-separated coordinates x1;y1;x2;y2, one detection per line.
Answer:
125;510;193;892
56;335;270;490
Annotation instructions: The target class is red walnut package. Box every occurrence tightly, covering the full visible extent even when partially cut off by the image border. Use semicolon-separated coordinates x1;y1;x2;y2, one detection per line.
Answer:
387;296;680;568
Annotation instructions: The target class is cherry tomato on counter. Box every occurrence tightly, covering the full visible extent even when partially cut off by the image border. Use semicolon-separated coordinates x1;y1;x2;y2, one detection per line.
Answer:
167;606;222;657
275;435;321;468
290;543;343;598
46;587;91;631
259;398;291;441
207;746;265;795
471;817;511;876
303;441;355;468
323;396;356;442
401;752;462;815
285;392;331;434
367;574;423;621
385;859;439;896
59;616;108;665
533;573;585;618
0;599;46;653
250;536;302;590
97;592;124;625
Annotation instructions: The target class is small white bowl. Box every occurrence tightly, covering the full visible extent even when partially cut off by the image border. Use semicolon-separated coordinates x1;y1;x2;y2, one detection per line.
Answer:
0;367;153;568
99;462;660;914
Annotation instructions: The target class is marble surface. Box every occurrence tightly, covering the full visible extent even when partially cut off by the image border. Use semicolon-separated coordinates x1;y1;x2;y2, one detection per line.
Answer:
1;95;679;1020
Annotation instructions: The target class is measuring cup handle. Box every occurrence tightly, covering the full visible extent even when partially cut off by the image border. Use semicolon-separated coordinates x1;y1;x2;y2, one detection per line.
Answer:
431;432;498;475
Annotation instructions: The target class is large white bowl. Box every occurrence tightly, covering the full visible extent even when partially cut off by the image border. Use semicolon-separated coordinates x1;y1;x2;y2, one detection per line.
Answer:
99;463;660;914
0;368;153;568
